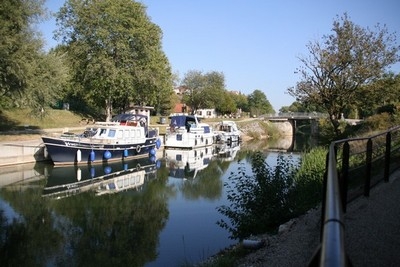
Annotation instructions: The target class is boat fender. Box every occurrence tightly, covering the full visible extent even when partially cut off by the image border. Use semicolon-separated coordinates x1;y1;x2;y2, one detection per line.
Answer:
77;168;81;181
149;148;156;156
76;149;82;162
90;150;95;162
195;139;197;146
150;155;156;163
123;149;129;157
104;166;112;174
104;150;112;159
155;138;161;149
136;145;141;153
156;159;161;169
90;167;95;178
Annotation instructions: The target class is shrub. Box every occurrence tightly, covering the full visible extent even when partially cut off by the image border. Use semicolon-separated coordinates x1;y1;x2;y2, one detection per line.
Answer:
217;152;298;240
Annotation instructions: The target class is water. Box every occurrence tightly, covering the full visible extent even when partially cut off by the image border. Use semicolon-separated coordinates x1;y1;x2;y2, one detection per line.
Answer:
0;140;302;266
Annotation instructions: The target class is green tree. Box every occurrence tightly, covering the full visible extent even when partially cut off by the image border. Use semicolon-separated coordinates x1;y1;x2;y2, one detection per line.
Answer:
181;70;226;113
355;73;400;118
247;89;274;116
217;91;237;115
231;92;249;113
288;13;400;136
0;0;47;107
55;0;173;120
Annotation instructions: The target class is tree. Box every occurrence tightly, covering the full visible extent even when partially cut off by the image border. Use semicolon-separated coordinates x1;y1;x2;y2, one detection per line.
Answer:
0;0;46;107
231;92;249;113
181;70;226;113
56;0;173;120
355;73;400;118
247;89;274;116
217;91;237;115
288;13;400;136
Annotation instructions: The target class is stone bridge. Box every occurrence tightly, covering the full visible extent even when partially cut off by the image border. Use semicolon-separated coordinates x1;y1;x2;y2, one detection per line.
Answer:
261;112;328;137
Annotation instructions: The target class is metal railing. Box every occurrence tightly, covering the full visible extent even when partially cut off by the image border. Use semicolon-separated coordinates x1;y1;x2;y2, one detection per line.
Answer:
308;125;400;266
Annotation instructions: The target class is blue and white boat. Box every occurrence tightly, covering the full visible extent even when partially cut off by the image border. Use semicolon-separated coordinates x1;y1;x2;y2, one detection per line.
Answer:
42;106;161;165
164;114;215;149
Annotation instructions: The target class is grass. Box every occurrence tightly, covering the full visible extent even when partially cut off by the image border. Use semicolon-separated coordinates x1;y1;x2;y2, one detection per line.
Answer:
0;108;259;142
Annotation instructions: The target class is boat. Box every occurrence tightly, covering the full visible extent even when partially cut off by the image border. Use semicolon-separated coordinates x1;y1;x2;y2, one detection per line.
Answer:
42;106;162;165
214;120;241;144
164;114;215;149
165;146;214;179
42;157;159;199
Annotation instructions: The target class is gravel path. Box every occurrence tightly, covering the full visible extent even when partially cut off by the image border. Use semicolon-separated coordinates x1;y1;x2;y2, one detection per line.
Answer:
231;169;400;267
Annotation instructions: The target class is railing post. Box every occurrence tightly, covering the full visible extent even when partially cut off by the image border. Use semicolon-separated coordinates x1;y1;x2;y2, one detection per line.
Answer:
341;142;350;212
364;138;373;197
384;131;391;182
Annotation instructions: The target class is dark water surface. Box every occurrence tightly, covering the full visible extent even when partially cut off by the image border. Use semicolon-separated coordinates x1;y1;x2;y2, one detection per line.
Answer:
0;140;302;266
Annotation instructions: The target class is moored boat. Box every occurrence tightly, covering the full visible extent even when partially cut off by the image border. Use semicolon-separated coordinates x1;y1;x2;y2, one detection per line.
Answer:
42;106;161;165
214;120;241;144
164;114;215;149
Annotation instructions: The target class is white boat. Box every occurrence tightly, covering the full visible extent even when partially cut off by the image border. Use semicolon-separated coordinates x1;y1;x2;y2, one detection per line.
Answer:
164;114;215;149
42;106;161;165
214;120;241;144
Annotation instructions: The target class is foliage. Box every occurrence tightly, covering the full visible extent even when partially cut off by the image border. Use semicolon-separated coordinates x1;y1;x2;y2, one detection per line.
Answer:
279;100;325;113
55;0;173;120
288;13;400;137
217;152;298;240
230;92;249;113
293;147;327;212
247;89;274;116
358;112;398;133
181;70;228;113
0;0;68;113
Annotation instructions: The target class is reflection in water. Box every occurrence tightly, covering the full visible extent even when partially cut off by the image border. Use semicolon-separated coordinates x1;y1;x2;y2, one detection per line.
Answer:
0;137;306;266
42;157;159;198
165;146;215;179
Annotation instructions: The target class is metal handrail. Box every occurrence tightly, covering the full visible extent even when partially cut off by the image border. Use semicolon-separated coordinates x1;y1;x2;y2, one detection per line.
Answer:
319;142;346;266
309;125;400;266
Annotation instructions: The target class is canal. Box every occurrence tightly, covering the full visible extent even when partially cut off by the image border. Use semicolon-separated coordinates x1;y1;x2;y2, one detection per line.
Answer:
0;138;306;266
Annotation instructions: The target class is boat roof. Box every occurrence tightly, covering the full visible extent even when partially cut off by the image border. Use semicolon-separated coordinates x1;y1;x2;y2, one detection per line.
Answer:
169;114;201;126
111;113;147;122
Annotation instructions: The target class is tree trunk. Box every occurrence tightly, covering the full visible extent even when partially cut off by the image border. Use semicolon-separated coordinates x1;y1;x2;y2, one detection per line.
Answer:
105;98;113;122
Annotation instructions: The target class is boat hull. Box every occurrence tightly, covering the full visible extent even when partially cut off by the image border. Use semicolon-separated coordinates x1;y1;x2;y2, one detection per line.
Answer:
164;132;215;149
42;136;160;165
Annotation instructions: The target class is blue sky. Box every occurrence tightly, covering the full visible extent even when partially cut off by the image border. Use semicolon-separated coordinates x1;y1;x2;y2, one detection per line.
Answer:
39;0;400;111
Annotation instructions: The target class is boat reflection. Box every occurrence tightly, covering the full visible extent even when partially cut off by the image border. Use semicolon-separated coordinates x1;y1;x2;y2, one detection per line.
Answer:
42;157;159;199
215;141;241;162
165;142;242;179
165;146;215;179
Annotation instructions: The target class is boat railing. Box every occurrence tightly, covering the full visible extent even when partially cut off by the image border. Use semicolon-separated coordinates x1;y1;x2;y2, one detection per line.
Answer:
308;125;400;266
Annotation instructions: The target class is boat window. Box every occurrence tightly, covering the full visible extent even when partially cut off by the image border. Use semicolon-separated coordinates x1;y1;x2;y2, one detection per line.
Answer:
124;129;129;138
203;126;211;133
109;129;116;138
100;128;107;137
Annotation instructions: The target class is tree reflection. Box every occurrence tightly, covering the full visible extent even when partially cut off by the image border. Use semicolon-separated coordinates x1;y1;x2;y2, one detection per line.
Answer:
0;174;170;266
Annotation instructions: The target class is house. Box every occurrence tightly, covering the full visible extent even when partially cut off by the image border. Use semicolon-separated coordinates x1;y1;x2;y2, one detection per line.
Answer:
196;108;217;119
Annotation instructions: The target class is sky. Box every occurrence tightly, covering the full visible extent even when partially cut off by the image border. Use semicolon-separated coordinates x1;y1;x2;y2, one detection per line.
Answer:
39;0;400;111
